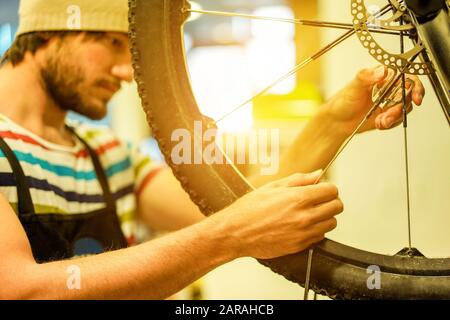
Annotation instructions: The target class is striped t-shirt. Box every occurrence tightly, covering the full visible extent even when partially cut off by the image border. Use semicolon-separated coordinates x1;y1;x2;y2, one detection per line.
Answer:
0;113;161;245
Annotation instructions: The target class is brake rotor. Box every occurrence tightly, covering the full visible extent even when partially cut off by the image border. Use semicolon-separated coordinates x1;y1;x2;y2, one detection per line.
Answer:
351;0;433;75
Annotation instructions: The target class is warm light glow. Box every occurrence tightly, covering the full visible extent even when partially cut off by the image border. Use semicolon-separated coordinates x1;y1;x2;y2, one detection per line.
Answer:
188;46;254;133
186;5;296;133
249;6;296;95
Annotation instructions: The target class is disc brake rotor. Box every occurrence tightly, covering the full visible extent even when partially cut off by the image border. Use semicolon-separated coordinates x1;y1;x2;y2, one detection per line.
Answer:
351;0;433;75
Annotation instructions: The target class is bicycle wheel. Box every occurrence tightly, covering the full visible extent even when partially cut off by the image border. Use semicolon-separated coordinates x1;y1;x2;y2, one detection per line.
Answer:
129;0;450;299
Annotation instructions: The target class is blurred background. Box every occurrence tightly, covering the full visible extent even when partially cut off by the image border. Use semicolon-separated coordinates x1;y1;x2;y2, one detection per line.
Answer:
1;0;449;299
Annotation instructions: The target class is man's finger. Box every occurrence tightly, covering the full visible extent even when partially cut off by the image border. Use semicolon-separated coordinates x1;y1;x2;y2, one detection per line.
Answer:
375;100;413;130
271;171;323;188
293;182;339;205
309;199;344;224
354;65;388;88
407;75;426;106
301;217;338;238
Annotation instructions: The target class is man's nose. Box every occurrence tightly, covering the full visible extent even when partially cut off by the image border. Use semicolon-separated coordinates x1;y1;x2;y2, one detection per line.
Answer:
111;64;134;83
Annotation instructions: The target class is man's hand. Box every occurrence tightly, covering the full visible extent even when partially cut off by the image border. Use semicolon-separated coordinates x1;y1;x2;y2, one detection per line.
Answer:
324;65;426;135
212;171;343;260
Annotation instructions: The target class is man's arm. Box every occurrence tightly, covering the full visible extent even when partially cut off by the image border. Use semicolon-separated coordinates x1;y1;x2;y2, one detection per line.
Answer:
0;192;230;299
252;66;425;186
137;167;205;231
0;172;342;299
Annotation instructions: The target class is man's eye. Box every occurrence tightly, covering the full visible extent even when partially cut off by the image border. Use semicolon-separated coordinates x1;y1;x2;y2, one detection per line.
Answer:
109;37;123;49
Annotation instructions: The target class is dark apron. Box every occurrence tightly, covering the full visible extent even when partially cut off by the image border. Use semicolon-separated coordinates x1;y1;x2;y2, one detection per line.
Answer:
0;127;128;263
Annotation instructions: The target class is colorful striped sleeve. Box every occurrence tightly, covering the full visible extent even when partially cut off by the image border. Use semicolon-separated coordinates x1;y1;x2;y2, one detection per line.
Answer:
128;141;165;196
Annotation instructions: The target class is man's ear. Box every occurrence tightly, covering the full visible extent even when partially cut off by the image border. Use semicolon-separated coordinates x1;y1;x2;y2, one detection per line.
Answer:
36;32;72;48
30;34;59;65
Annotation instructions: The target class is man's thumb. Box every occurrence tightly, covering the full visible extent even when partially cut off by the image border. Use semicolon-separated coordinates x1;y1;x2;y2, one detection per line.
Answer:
354;65;387;88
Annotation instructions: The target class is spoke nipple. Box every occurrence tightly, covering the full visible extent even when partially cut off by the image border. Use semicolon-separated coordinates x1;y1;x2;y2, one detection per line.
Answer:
395;247;426;258
408;29;418;39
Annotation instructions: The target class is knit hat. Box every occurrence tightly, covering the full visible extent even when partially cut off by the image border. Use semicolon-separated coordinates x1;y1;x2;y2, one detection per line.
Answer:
16;0;129;36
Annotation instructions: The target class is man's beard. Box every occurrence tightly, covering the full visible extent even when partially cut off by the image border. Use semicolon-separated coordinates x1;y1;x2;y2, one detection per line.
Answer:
40;56;108;120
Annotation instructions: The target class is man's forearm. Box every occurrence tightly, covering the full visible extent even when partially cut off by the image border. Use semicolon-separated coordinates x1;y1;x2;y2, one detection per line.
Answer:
252;106;349;186
0;170;343;299
11;218;235;299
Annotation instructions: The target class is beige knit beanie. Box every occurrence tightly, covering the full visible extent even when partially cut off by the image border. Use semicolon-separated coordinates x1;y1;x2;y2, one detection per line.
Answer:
16;0;129;36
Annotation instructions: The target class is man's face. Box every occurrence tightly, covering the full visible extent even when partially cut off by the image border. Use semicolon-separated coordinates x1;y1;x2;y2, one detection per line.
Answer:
40;32;132;120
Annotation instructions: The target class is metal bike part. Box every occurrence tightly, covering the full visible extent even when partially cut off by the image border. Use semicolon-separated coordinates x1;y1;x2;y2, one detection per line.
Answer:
351;0;433;75
304;248;314;300
406;0;450;125
372;71;415;108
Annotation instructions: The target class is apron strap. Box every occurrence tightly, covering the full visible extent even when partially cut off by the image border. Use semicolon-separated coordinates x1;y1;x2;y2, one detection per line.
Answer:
66;126;117;213
0;136;35;214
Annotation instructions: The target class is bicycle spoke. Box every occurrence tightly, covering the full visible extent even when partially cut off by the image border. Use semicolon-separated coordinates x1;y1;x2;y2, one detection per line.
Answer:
186;2;393;21
185;7;401;35
300;20;403;36
303;248;314;300
403;95;413;250
400;17;413;250
185;7;300;24
214;29;355;125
